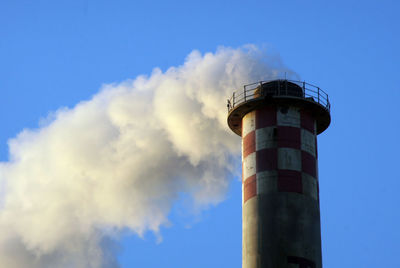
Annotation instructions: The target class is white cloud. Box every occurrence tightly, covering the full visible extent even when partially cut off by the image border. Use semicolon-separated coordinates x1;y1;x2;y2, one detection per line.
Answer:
0;45;295;267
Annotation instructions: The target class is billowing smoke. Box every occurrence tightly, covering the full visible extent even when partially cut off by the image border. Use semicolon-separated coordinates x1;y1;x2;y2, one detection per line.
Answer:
0;45;296;267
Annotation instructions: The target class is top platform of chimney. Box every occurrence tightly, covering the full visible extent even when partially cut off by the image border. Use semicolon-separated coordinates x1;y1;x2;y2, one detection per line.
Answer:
227;79;331;136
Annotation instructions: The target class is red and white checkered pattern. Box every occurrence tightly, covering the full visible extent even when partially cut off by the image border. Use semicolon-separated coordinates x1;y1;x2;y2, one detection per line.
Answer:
242;105;319;204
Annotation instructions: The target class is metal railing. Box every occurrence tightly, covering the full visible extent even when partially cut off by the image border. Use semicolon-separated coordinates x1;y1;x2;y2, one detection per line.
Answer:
227;79;330;113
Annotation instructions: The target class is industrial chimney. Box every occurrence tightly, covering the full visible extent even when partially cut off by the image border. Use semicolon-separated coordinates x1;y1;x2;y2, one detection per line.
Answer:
227;79;331;268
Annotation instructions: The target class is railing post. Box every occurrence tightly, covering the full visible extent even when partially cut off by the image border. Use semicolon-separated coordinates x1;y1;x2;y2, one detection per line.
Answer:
318;87;320;103
327;95;330;111
285;79;288;95
303;81;305;97
273;80;281;96
233;92;235;108
277;80;280;95
244;86;246;102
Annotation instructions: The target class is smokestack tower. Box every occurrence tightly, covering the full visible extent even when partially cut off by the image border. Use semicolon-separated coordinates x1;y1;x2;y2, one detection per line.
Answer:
227;80;330;268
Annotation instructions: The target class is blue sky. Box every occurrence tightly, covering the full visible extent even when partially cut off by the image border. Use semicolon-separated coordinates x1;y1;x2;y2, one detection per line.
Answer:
1;0;400;267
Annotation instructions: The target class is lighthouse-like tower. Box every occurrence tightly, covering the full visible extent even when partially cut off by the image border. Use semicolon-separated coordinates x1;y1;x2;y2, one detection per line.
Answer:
227;80;330;268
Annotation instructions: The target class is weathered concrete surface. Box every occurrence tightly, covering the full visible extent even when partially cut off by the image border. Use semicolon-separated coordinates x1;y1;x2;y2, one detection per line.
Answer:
242;111;256;137
301;129;316;157
277;148;302;172
277;106;300;128
242;193;321;268
243;196;259;268
241;103;323;268
257;193;322;268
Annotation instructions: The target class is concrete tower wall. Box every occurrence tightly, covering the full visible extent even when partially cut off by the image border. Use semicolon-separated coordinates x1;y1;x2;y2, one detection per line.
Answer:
241;104;322;268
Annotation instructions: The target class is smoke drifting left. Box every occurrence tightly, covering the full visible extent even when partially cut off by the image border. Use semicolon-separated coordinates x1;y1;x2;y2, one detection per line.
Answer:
0;45;296;267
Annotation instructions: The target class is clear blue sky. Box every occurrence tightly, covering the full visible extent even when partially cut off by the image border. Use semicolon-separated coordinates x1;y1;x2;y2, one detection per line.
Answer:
1;0;400;267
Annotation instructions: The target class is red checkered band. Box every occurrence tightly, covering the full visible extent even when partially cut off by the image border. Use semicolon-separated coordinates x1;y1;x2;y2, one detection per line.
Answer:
242;105;319;204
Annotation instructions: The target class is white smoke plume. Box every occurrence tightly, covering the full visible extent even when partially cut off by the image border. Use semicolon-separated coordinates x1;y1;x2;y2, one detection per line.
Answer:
0;45;296;267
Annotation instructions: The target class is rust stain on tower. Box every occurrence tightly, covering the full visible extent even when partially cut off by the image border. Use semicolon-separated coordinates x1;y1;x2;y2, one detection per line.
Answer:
227;80;331;268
